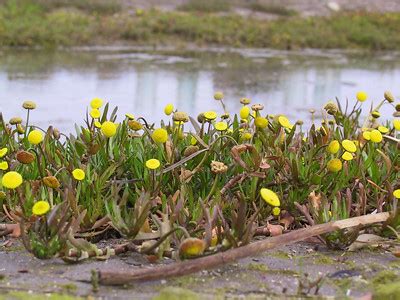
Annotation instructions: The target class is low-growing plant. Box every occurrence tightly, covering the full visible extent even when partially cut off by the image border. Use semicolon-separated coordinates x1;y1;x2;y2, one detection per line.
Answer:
0;89;399;259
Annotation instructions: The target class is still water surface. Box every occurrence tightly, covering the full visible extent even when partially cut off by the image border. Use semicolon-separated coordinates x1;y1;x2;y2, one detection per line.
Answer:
1;47;399;133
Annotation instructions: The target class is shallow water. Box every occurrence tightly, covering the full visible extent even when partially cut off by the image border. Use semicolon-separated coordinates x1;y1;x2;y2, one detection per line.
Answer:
0;47;399;133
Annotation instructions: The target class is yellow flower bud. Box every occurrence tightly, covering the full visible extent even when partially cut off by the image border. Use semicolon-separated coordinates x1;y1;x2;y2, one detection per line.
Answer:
28;130;43;145
327;159;342;172
101;121;117;138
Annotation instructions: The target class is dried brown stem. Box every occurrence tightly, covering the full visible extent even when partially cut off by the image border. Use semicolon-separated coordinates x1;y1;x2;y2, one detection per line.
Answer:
97;212;389;285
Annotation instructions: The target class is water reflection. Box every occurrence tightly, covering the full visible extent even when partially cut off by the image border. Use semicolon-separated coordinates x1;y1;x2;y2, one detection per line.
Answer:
0;48;399;133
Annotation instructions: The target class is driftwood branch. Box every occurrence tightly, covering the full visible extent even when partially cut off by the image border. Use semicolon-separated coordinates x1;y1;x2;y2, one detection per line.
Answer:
97;212;389;285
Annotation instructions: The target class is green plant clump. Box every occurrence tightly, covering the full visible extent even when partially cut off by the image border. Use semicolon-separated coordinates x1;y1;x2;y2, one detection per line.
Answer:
0;90;399;260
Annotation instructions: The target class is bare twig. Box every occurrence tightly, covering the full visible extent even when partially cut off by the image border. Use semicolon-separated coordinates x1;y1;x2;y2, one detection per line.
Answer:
97;212;389;285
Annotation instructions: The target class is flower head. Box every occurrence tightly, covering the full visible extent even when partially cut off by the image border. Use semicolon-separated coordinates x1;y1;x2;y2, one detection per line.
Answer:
72;168;85;181
278;116;292;129
146;159;160;170
94;121;102;128
22;101;36;110
327;159;342;172
125;113;134;120
28;130;43;145
90;97;103;109
362;131;371;141
255;117;268;128
128;120;143;131
251;104;264;112
152;128;168;144
32;201;50;216
9;117;22;125
90;109;101;119
240;97;251;105
370;130;383;143
214;91;224;101
260;188;280;207
43;176;60;189
240;106;250;119
394;189;400;199
342;151;354;161
16;150;35;164
241;131;252;140
101;121;117;138
0;148;8;158
1;171;23;189
371;111;380;119
356;91;368;102
211;160;228;174
341;140;356;153
164;103;174;115
384;91;395;103
0;161;8;171
203;111;217;121
173;111;189;123
327;140;340;154
378;126;389;134
394;119;400;131
272;207;281;216
215;121;228;131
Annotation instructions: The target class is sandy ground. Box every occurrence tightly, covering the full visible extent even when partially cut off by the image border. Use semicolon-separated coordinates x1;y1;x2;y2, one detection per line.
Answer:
121;0;400;17
0;239;399;299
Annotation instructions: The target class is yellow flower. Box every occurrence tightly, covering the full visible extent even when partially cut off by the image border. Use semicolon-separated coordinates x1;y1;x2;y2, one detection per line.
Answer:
378;126;389;134
101;121;117;138
240;97;251;105
72;168;85;181
204;111;217;121
125;113;135;120
22;101;36;110
327;159;342;172
1;171;23;189
0;161;8;171
214;91;224;101
370;129;383;143
394;119;400;131
28;130;43;145
215;121;228;131
341;140;356;153
128;120;143;131
94;121;102;128
240;106;250;119
32;200;50;216
342;151;354;161
90;97;103;109
164;103;174;116
393;189;400;199
152;128;168;144
241;132;252;140
272;207;281;216
327;140;340;154
260;188;280;207
0;148;7;158
356;91;368;102
255;117;268;128
145;159;160;170
90;109;101;119
278;116;292;129
363;131;371;141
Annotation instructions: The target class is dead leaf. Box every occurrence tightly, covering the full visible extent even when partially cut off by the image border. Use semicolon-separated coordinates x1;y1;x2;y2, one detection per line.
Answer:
308;191;321;211
279;211;294;230
267;223;283;236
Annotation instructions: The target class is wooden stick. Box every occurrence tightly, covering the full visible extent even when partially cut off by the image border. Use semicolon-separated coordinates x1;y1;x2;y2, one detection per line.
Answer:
97;212;389;285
